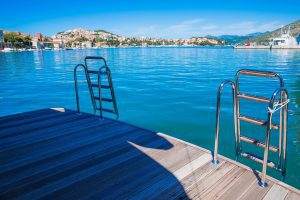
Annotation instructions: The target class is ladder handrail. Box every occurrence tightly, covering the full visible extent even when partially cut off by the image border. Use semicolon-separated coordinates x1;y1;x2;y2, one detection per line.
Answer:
85;56;107;69
213;80;237;164
235;69;284;98
74;64;96;114
75;57;119;119
100;66;119;119
260;87;288;187
236;69;284;87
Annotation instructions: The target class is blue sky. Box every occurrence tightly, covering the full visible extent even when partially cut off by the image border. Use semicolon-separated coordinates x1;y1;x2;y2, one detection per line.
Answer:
1;0;299;38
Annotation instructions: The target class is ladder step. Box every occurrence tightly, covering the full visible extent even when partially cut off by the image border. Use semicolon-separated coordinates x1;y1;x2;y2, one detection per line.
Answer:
240;135;279;152
239;115;279;130
88;70;106;75
241;152;275;168
96;108;115;114
238;70;277;78
91;83;110;89
237;93;271;103
102;108;115;114
85;56;105;60
94;97;113;102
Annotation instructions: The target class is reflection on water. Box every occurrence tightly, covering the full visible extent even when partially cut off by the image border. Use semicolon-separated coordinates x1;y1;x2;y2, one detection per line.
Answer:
0;47;300;188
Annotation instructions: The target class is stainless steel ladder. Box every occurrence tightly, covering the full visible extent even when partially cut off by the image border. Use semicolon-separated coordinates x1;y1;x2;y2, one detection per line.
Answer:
212;69;289;187
74;56;119;119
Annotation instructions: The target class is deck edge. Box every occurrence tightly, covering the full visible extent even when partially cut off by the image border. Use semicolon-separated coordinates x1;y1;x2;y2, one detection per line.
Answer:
157;132;300;195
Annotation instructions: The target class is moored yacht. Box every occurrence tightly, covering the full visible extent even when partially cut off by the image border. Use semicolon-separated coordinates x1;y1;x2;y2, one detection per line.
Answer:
270;26;300;48
234;26;300;49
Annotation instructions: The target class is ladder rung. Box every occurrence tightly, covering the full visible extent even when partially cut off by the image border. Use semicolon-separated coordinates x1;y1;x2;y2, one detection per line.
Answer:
94;97;113;102
102;108;115;114
239;115;279;130
240;135;279;152
91;84;110;89
241;152;275;168
238;70;277;78
85;56;105;60
88;70;106;75
237;93;271;103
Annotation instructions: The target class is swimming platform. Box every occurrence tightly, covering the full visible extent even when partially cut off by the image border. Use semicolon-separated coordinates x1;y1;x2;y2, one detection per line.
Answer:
0;108;299;199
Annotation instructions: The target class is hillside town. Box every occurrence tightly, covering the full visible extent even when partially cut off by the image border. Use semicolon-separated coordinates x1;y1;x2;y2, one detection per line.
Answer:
0;28;226;51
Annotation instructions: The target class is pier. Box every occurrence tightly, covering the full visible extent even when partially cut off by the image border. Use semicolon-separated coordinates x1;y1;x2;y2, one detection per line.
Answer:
0;108;299;199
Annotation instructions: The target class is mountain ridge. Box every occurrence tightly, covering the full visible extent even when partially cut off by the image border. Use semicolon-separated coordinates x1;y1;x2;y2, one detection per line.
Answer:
241;20;300;44
208;32;266;45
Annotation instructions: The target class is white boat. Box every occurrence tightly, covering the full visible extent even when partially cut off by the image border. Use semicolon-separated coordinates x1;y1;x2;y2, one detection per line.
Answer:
2;48;14;52
270;26;300;49
234;26;300;49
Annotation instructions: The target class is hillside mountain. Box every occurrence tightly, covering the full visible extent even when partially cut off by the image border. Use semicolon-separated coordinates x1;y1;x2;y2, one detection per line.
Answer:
242;20;300;44
208;32;265;45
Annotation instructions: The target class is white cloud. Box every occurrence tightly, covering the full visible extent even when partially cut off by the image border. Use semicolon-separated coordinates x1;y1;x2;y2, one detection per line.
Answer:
258;21;281;30
220;21;281;35
166;18;204;38
130;18;206;38
201;25;217;30
168;18;204;32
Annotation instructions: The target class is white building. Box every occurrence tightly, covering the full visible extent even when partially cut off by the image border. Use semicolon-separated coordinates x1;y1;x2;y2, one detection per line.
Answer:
82;41;92;48
52;39;64;49
31;38;41;49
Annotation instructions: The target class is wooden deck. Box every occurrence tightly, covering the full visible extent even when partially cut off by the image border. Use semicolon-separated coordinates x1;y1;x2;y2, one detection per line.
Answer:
0;108;299;200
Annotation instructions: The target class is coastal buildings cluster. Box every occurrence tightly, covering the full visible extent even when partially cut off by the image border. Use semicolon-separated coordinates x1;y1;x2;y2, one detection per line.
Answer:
0;28;225;51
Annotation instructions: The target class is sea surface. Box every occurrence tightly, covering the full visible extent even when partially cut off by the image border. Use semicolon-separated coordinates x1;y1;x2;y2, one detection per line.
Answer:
0;47;299;189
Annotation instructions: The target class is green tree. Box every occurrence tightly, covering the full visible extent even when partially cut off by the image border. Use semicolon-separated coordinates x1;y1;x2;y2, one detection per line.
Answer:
94;37;104;43
65;41;73;47
4;32;18;43
199;41;215;46
22;36;32;46
75;37;89;42
107;39;120;46
4;32;30;48
43;37;52;42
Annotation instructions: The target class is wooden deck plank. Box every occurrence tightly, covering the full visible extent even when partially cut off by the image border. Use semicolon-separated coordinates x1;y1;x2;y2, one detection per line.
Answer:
200;166;246;199
149;159;227;199
179;161;237;200
215;170;258;200
1;129;165;199
0;108;75;130
42;140;185;200
0;121;138;174
16;132;174;199
0;121;137;174
0;110;81;139
0;126;154;189
0;108;299;199
85;143;204;200
0;114;98;152
285;192;300;200
0;108;62;124
263;185;289;200
129;153;212;200
240;177;274;200
0;117;113;162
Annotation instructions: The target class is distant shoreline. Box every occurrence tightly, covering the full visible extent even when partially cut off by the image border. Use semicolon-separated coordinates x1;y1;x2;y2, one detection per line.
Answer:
0;45;233;52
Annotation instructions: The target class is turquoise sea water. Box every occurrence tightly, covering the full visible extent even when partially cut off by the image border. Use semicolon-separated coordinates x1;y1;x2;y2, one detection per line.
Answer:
0;47;299;188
